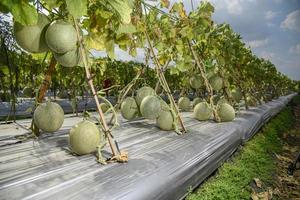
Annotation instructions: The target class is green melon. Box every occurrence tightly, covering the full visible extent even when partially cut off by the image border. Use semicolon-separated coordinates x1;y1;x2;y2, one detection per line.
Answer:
209;75;223;91
231;88;242;102
217;96;229;105
194;102;212;121
178;97;191;111
135;86;155;106
192;97;203;107
100;103;109;113
190;75;202;89
53;48;80;67
45;20;77;53
14;14;50;53
121;97;139;120
140;95;161;119
156;103;174;131
23;87;33;97
217;103;235;122
69;120;102;155
33;101;64;132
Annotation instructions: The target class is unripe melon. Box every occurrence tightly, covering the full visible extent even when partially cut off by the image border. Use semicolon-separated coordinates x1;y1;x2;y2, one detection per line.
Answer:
135;86;155;106
156;104;174;131
69;120;102;155
53;48;80;67
100;103;109;113
231;88;242;102
33;101;64;132
217;103;235;122
190;75;202;89
178;97;191;111
121;97;139;120
14;14;50;53
194;102;212;121
45;20;77;53
217;96;229;105
23;87;33;97
140;95;161;119
209;75;223;91
192;97;203;107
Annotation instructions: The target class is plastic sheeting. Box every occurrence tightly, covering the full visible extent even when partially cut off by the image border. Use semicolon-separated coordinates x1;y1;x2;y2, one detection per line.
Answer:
0;94;296;200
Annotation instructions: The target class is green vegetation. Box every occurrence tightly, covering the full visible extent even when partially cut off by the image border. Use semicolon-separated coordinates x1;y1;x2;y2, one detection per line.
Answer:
187;105;295;200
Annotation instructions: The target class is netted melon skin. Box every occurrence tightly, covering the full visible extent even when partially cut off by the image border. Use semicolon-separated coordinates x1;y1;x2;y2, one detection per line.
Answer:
69;120;101;155
135;86;155;106
209;76;223;91
190;75;202;89
217;103;235;122
178;97;191;111
156;109;174;131
33;102;64;132
14;14;50;53
140;95;161;120
194;102;212;121
53;48;80;67
121;97;139;120
45;20;77;53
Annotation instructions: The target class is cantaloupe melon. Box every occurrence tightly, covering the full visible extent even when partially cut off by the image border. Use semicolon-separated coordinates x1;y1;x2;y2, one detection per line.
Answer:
217;103;235;122
121;97;139;120
135;86;155;106
156;102;174;131
209;75;223;91
100;103;109;113
178;97;190;111
140;95;161;119
192;97;203;107
194;102;212;121
53;48;80;67
190;75;202;89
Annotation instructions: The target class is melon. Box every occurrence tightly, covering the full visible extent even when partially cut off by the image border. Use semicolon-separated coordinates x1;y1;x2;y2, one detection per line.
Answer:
190;75;202;89
217;103;235;122
33;101;64;132
135;86;155;106
121;97;139;120
192;97;203;107
100;102;109;113
23;87;33;97
194;102;212;121
209;75;223;91
156;103;174;131
45;20;77;53
231;88;242;102
69;120;102;155
217;96;229;105
53;48;80;67
140;95;161;119
178;97;190;111
14;13;50;53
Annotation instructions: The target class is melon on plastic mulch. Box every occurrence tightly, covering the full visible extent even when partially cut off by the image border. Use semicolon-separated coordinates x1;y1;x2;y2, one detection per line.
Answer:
192;97;203;107
135;86;155;106
178;97;191;111
14;13;50;53
121;97;139;120
156;100;174;131
140;95;161;120
33;101;64;132
69;120;102;155
217;103;235;122
194;102;212;121
45;20;77;53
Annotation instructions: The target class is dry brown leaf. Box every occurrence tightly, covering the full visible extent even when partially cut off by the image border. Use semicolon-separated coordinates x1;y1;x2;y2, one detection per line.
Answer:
254;178;263;188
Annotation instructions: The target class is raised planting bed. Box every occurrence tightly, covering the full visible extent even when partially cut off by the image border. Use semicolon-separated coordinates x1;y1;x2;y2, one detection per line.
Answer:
0;94;296;200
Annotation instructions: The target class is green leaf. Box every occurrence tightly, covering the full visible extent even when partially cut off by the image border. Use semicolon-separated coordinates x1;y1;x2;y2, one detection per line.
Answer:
12;1;38;25
43;0;59;10
117;23;136;34
108;0;132;24
0;0;15;13
65;0;87;18
105;39;115;59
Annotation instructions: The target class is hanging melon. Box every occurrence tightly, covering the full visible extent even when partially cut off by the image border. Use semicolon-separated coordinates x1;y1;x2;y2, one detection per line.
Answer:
231;88;243;102
33;101;64;132
192;97;203;107
190;75;202;89
14;13;50;53
178;97;191;111
156;102;174;131
53;48;80;67
194;102;212;121
69;120;102;155
217;103;235;122
45;20;77;53
135;86;155;106
209;75;223;91
140;95;161;120
121;97;139;120
100;102;109;113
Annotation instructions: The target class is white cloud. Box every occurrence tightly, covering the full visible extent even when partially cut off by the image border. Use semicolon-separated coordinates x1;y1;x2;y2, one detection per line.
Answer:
247;38;269;48
265;11;279;20
209;0;256;15
289;44;300;55
280;10;300;33
261;51;276;60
